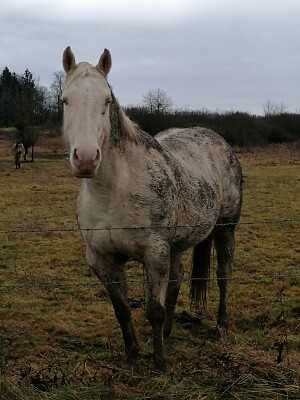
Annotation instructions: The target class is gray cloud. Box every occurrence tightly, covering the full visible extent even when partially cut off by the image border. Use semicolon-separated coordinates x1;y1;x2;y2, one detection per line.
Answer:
0;0;299;114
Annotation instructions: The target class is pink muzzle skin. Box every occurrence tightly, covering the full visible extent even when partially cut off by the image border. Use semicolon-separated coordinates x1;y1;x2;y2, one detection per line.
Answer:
71;147;101;178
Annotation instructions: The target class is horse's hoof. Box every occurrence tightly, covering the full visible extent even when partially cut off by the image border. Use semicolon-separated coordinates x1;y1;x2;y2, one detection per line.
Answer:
154;356;167;373
125;359;137;371
125;346;139;368
216;324;228;338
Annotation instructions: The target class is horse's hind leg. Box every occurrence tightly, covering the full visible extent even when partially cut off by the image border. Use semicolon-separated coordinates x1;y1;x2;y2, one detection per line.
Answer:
164;252;183;338
212;222;237;334
91;254;139;366
144;243;170;371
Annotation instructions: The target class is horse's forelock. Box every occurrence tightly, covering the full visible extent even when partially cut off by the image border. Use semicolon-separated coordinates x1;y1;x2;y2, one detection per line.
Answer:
64;62;103;87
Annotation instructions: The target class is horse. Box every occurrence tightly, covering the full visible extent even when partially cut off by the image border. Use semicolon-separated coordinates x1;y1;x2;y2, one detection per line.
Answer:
62;46;243;371
11;141;25;169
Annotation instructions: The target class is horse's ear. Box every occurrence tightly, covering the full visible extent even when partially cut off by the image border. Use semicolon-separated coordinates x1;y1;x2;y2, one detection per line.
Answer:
63;46;76;73
97;49;112;77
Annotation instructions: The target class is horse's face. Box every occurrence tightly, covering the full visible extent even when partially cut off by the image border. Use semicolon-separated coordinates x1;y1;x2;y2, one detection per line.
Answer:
62;47;112;178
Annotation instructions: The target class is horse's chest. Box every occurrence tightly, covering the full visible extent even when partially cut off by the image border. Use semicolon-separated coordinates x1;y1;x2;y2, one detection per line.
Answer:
76;189;121;229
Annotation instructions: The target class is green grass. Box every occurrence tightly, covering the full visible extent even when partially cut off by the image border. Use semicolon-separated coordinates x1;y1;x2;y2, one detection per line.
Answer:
0;127;17;134
0;138;299;399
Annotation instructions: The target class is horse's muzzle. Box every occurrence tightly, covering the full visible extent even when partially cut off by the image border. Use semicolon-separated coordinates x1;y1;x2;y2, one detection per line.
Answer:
71;147;101;178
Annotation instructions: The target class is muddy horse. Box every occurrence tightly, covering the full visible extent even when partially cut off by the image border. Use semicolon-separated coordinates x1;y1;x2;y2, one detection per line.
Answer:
62;46;243;371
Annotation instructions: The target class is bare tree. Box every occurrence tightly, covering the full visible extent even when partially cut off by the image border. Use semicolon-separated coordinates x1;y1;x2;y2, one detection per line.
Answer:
263;100;287;117
35;85;51;120
50;71;65;122
143;88;173;113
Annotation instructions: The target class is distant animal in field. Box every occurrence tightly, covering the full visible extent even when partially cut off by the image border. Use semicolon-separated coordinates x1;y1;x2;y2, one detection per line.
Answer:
11;142;25;169
62;46;243;371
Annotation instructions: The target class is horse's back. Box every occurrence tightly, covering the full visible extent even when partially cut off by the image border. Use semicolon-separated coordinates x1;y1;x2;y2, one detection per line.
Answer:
155;127;242;224
156;127;236;167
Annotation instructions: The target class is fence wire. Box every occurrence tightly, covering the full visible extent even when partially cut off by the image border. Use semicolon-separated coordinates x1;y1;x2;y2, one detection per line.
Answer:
0;216;299;292
0;274;299;293
0;216;299;234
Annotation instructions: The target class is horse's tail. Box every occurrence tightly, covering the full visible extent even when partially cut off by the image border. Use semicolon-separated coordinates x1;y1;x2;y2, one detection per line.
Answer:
190;234;213;310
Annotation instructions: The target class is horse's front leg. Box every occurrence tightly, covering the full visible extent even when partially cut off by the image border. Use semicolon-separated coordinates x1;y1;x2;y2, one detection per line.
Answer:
144;243;170;372
91;254;139;366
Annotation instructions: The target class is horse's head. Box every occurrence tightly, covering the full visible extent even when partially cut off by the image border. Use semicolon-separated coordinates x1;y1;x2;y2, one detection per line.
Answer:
62;46;112;178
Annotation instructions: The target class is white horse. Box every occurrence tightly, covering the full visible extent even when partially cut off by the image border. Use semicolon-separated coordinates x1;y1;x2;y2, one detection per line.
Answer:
11;142;25;169
62;46;243;371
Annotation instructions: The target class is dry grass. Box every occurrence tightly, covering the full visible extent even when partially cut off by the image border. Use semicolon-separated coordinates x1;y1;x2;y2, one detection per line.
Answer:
0;136;299;399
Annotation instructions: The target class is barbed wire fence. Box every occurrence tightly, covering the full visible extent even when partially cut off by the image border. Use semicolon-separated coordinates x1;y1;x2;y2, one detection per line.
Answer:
0;216;299;386
0;216;299;290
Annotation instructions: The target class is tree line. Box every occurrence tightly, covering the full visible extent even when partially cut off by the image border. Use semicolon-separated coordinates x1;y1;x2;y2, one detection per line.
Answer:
0;67;63;159
1;66;299;154
126;106;300;148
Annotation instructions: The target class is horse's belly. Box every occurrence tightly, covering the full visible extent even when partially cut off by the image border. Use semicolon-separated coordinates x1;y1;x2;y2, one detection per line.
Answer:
172;231;210;252
172;214;217;251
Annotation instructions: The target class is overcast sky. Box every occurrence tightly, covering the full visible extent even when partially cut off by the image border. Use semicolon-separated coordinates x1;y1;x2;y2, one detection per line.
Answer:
0;0;299;115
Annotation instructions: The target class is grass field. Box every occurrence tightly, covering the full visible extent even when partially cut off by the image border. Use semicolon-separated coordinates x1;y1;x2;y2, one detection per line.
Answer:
0;135;299;399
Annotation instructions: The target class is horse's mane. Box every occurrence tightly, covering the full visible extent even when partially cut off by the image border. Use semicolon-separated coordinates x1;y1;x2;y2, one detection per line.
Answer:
108;85;142;144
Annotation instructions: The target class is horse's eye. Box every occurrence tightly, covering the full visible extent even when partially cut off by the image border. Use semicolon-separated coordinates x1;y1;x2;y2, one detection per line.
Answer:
105;98;111;106
62;98;68;105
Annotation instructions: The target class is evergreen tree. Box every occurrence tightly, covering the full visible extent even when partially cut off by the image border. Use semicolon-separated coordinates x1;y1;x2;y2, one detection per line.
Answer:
0;67;20;126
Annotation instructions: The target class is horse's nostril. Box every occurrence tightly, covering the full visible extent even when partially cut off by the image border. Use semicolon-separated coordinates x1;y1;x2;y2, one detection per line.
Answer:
96;149;101;161
73;148;79;160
